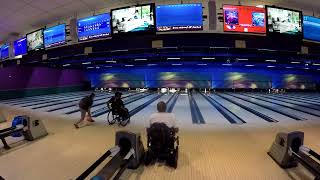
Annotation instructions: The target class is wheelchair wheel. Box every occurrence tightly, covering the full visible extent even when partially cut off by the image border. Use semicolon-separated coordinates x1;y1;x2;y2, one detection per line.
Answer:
107;111;116;125
167;147;178;169
144;151;152;166
119;116;130;127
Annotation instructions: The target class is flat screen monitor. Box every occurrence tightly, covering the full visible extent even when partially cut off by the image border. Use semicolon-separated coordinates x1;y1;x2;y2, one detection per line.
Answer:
1;44;9;59
111;4;155;34
266;6;302;36
27;29;44;51
14;37;27;56
44;24;66;48
77;13;111;41
303;16;320;42
223;5;266;34
156;3;203;32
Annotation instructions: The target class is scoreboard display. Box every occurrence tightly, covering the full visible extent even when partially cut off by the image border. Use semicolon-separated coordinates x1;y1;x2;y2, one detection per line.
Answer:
14;37;27;56
77;13;111;41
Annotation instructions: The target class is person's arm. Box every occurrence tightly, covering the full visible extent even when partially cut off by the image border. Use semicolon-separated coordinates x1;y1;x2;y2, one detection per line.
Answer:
107;98;113;109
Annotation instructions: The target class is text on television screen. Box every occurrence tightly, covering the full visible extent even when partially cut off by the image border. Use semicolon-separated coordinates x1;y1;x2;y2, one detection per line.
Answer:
1;44;9;59
27;29;44;51
44;24;66;48
223;5;266;33
303;16;320;42
112;4;155;34
14;37;27;56
78;13;111;41
156;3;203;32
267;7;302;35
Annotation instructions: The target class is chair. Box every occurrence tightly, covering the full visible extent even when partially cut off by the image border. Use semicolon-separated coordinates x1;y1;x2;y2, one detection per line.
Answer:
144;123;179;168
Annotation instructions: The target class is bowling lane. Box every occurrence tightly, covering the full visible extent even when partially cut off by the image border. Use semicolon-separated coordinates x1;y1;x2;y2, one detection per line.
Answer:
242;93;320;119
12;92;98;108
268;93;320;104
35;93;112;112
220;93;294;123
209;94;267;125
0;91;91;104
192;93;230;125
172;93;192;127
54;93;136;117
94;93;160;122
233;94;315;121
252;93;320;110
129;93;174;127
26;93;107;109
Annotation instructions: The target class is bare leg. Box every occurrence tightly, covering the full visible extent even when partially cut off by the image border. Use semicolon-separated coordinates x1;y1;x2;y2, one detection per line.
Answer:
75;108;86;125
86;109;95;122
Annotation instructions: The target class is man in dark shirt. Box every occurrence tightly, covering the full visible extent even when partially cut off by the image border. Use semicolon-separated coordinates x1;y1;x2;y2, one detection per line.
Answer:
74;93;95;128
107;92;129;120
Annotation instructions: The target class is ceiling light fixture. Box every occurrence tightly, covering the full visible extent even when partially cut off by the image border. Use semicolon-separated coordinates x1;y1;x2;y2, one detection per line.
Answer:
265;59;277;62
237;58;249;61
134;58;147;61
167;57;181;60
82;62;91;65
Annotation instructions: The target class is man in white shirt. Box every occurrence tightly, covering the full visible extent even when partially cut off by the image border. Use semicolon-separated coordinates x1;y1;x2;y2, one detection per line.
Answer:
149;101;177;129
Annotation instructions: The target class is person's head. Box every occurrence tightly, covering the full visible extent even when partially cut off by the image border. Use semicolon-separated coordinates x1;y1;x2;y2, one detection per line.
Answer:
157;101;166;113
90;93;95;99
115;92;122;99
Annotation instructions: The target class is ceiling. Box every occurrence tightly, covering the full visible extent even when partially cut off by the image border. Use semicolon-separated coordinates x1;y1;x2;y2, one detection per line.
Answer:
0;0;319;41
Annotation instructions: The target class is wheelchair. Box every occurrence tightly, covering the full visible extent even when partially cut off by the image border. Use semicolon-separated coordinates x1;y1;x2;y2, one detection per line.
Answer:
144;123;179;168
107;104;130;127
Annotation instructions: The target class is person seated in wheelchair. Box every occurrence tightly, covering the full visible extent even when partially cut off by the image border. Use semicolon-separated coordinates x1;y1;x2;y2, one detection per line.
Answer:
149;101;178;132
146;101;179;168
107;92;129;120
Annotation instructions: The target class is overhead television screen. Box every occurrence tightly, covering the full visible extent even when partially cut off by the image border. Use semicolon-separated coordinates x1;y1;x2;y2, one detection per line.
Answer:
1;44;9;59
156;3;203;32
77;13;111;41
44;24;66;48
111;4;155;34
223;5;266;33
303;16;320;42
27;29;44;51
14;37;27;56
267;6;302;36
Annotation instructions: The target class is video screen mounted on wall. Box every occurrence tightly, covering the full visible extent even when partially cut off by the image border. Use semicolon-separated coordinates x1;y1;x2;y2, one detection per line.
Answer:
14;37;27;56
156;3;203;32
303;16;320;42
111;4;155;34
27;29;44;51
266;6;302;36
44;24;66;48
223;5;266;34
77;13;111;41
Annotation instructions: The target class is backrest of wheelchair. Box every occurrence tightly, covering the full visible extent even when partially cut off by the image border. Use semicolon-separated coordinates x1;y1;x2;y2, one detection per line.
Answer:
147;123;176;152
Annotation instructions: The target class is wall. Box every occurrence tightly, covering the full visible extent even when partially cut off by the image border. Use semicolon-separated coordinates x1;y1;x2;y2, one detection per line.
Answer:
0;67;89;99
86;66;320;90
